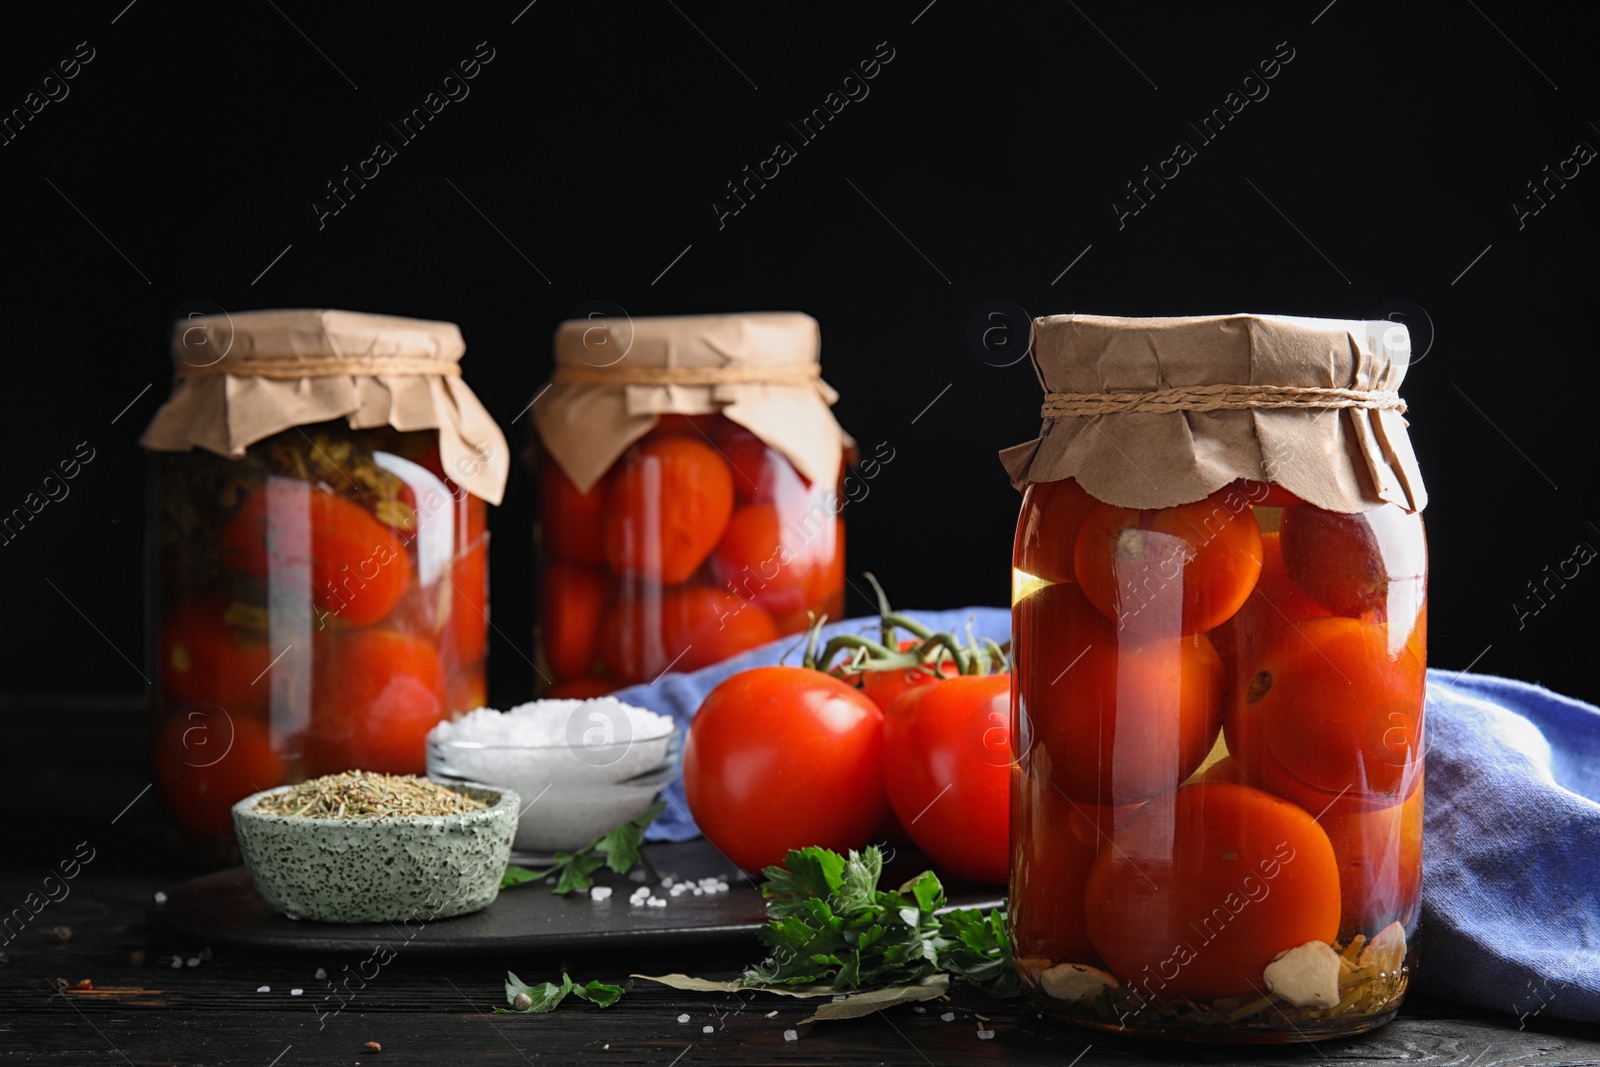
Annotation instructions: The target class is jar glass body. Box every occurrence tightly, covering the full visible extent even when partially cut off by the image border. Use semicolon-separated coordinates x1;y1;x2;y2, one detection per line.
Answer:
148;422;487;857
534;414;848;694
1009;478;1425;1041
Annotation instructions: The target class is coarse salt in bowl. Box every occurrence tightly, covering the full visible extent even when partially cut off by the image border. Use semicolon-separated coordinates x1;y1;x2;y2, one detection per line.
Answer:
426;698;679;854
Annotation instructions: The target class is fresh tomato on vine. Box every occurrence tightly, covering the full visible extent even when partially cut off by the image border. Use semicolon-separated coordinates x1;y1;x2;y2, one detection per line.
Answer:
804;575;1013;882
882;674;1011;884
684;666;887;873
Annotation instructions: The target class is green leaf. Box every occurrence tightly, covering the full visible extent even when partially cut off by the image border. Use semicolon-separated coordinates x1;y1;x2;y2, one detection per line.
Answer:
594;802;666;874
569;978;633;1007
504;971;574;1013
503;973;633;1012
760;847;847;915
500;864;552;889
835;847;883;914
736;845;1017;1005
499;804;664;896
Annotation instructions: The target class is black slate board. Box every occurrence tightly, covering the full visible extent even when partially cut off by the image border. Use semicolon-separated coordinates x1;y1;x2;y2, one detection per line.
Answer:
148;838;1005;955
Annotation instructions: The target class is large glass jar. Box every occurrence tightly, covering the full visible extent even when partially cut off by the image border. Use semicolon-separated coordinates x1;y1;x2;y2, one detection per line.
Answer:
141;310;507;859
530;312;855;695
1002;313;1428;1042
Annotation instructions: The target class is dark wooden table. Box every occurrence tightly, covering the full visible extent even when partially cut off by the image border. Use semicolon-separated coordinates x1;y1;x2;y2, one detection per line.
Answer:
6;701;1597;1067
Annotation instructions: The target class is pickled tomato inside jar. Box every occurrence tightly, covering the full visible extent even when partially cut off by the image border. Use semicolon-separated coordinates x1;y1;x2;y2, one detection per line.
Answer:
1009;478;1426;1026
150;429;491;849
535;413;848;690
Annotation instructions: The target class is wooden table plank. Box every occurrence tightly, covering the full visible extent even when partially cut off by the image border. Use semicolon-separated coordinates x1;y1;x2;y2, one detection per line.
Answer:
5;875;1597;1067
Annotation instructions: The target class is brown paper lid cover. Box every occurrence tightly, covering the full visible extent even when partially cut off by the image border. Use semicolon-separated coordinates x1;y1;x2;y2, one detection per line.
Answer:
533;312;849;492
999;313;1426;513
140;309;510;505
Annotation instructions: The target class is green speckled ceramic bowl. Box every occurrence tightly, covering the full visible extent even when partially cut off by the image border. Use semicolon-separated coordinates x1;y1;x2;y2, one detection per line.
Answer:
232;781;518;924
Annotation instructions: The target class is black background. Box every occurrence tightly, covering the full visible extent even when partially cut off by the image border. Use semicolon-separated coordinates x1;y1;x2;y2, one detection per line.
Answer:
2;0;1596;711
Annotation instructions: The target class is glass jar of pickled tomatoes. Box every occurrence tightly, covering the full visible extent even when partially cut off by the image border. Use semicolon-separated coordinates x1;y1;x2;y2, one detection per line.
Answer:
1003;314;1428;1042
530;312;855;696
141;309;508;860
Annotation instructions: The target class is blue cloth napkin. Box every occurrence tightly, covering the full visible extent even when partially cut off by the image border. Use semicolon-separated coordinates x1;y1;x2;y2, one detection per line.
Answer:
614;609;1600;1023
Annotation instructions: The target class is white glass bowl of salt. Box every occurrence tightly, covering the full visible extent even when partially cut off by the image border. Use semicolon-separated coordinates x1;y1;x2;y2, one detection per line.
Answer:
426;699;679;855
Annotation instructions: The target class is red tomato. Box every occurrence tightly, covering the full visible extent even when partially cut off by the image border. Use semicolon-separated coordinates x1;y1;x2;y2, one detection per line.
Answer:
684;666;888;872
155;707;284;840
1015;479;1099;585
663;585;780;673
710;503;833;619
859;655;960;714
882;674;1011;884
1320;780;1423;937
1085;783;1342;999
539;461;608;566
546;676;615;699
540;562;610;680
1067;800;1145;850
1225;479;1304;509
603;437;735;584
1074;490;1263;636
1279;504;1426;618
717;427;778;502
446;667;487;714
445;535;489;668
1010;769;1100;964
222;479;412;628
599;585;778;684
717;423;814;503
1018;582;1224;805
159;596;271;715
645;413;723;440
1208;531;1329;683
1225;616;1424;809
305;630;445;776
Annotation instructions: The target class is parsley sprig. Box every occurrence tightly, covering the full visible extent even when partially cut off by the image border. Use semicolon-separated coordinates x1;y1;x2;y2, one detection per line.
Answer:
500;802;665;895
742;845;1019;998
502;972;632;1013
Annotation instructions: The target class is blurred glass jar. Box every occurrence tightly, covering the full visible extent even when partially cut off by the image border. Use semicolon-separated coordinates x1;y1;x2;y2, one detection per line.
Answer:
1002;313;1428;1042
529;312;856;696
141;309;507;859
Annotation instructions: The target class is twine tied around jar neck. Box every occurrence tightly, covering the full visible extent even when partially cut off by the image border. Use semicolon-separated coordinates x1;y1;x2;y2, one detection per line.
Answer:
548;363;822;387
1040;383;1407;419
174;355;463;380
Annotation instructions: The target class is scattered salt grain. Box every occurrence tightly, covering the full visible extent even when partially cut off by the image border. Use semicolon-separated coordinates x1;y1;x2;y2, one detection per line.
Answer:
913;1006;927;1014
628;869;649;883
590;886;613;902
257;986;271;993
940;1012;955;1022
677;1014;690;1023
185;957;200;968
647;897;667;908
976;1030;996;1040
290;988;303;996
153;891;168;905
702;1025;714;1034
661;876;675;888
314;968;327;980
764;1011;777;1019
169;957;182;970
783;1029;798;1042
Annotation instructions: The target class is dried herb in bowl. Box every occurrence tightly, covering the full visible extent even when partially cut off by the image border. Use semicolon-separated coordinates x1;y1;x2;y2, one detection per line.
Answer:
254;771;487;819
